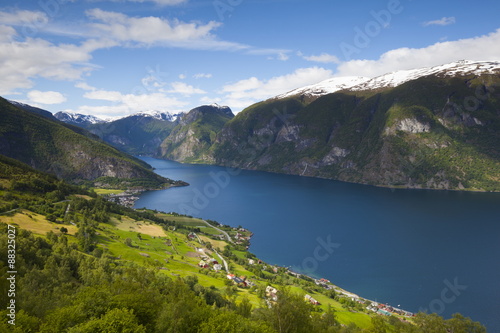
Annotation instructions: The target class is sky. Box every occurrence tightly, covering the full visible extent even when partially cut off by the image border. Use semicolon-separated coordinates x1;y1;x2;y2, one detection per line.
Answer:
1;0;500;118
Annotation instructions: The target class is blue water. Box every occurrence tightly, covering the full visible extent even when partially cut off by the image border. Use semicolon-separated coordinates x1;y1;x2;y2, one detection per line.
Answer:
135;157;500;331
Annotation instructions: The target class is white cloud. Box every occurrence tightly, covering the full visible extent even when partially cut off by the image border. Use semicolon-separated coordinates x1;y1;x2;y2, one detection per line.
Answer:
78;90;188;117
167;82;206;95
0;37;101;94
193;73;212;79
75;82;96;91
277;52;289;61
0;9;117;95
336;28;500;77
221;67;334;111
179;74;187;79
423;17;456;27
85;8;247;51
27;90;66;104
200;96;222;104
301;52;340;64
84;90;123;102
0;10;48;26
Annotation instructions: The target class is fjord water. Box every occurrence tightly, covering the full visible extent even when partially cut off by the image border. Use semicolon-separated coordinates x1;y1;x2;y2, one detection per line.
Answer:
135;157;500;330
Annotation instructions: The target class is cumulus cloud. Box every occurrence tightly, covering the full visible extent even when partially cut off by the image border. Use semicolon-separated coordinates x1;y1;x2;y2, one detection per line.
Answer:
423;17;456;27
221;67;334;110
75;82;96;91
167;82;206;95
78;89;188;117
336;28;500;77
27;90;66;104
0;9;119;94
0;36;105;94
301;52;340;64
85;8;247;51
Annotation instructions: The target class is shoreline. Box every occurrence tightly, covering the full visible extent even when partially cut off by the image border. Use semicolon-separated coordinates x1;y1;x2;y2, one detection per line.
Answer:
202;219;417;319
151;156;500;193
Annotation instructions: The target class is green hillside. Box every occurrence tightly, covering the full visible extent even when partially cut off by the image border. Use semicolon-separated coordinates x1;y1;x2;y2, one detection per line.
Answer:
160;105;234;163
0;98;180;189
87;115;176;156
212;74;500;191
0;158;486;332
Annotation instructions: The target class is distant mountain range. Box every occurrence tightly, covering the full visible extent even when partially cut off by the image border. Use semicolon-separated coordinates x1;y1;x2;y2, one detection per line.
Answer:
8;60;500;191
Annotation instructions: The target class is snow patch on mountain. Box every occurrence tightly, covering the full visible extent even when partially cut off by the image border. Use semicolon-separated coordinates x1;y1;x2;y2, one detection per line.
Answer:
349;60;500;91
274;60;500;100
275;76;370;99
129;110;183;122
54;111;105;125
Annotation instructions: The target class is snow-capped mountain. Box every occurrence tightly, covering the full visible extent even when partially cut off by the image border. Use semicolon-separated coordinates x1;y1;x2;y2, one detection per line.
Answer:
127;110;184;122
54;111;105;125
275;76;370;99
348;60;500;92
276;60;500;100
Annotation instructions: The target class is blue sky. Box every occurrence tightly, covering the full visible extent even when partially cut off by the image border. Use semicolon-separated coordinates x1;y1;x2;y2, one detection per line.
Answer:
1;0;500;118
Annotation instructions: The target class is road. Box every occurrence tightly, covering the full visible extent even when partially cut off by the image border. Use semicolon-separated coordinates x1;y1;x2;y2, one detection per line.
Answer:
201;220;234;244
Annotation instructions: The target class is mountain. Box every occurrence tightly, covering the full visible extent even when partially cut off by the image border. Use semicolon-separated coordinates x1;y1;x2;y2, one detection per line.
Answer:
55;110;183;156
130;110;184;122
159;104;234;163
275;76;370;101
165;60;500;191
0;97;183;188
8;100;58;121
54;111;105;126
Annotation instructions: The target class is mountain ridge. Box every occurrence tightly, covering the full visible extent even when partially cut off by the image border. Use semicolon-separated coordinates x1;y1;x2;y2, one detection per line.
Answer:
0;97;183;189
175;60;500;191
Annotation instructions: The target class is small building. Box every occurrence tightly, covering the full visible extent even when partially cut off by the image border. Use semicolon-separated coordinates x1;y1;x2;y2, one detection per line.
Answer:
248;259;255;265
266;286;278;301
304;294;321;305
198;260;209;269
213;264;223;271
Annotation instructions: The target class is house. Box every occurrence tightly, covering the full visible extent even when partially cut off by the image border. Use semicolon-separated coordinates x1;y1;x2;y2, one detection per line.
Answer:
198;260;209;269
304;294;321;305
208;258;219;265
266;286;278;301
248;259;255;265
213;264;223;271
227;274;236;280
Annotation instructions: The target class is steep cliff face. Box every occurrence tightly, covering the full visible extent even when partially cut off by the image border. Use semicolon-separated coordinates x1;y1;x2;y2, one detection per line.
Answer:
159;104;234;163
211;70;500;191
